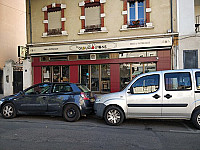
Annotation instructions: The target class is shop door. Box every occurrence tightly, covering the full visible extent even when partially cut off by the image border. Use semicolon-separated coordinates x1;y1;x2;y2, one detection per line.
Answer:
80;65;90;89
91;65;100;91
80;64;111;93
13;71;23;94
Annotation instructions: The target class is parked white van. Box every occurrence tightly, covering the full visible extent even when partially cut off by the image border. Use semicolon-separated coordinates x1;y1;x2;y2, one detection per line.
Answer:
94;69;200;129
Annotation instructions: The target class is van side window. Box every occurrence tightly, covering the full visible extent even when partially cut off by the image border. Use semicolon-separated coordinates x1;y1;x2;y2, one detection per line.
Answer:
131;74;159;94
195;72;200;90
165;72;191;91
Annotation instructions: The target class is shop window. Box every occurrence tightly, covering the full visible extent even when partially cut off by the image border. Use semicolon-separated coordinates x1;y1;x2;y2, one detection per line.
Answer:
120;64;131;89
101;64;110;92
42;66;51;82
91;65;100;91
120;62;156;90
42;66;69;83
128;0;145;28
42;3;67;37
41;56;49;62
119;51;157;58
78;54;90;60
96;53;109;59
49;56;68;61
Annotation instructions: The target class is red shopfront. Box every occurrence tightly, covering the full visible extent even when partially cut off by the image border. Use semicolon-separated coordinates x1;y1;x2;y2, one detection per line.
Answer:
32;49;171;93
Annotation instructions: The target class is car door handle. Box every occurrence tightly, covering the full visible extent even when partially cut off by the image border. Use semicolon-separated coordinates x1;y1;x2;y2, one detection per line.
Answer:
152;94;160;99
164;94;172;99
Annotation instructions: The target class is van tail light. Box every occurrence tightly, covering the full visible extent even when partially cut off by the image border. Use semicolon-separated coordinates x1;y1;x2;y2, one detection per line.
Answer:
81;92;90;100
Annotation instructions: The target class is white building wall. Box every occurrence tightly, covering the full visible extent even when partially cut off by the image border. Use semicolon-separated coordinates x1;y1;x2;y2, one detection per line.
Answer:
23;58;32;90
177;0;195;36
3;60;14;96
176;0;200;69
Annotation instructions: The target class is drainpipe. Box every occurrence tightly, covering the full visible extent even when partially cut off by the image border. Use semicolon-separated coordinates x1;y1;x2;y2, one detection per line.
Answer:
170;0;175;69
171;0;173;33
29;0;32;44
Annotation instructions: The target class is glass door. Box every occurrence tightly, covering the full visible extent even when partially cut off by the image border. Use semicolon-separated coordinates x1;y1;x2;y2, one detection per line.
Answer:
101;64;110;93
53;66;61;82
91;65;100;91
80;65;90;89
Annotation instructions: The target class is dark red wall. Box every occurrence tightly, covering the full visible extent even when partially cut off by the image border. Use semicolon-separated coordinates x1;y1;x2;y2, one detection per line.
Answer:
70;65;79;83
110;64;120;92
157;50;171;71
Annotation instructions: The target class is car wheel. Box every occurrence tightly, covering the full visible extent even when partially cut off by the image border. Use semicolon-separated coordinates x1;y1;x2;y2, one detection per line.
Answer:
104;106;124;126
192;109;200;129
1;103;16;119
63;104;80;122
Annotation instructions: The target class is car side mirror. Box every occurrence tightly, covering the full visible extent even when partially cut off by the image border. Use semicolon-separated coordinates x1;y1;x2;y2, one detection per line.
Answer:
127;87;134;94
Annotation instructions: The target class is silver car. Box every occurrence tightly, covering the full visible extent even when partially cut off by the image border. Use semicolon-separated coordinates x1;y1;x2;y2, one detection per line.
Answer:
94;69;200;129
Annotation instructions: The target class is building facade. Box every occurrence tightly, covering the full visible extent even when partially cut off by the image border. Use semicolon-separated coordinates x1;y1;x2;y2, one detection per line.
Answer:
26;0;177;93
176;0;200;69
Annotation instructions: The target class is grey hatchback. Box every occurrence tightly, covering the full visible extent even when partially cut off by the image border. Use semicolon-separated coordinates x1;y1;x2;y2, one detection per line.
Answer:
0;82;93;122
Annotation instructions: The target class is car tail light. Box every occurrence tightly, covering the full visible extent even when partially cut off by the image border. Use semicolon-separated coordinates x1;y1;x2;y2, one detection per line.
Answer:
81;92;90;100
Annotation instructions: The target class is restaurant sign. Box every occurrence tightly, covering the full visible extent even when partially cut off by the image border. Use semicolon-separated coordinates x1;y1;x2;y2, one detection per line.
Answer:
29;37;172;55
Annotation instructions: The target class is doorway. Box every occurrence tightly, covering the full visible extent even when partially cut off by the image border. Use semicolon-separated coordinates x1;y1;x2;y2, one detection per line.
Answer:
79;64;110;93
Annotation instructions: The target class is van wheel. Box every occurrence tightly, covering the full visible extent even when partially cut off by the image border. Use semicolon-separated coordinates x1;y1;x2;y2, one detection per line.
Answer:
63;104;80;122
1;103;16;119
104;106;124;126
192;109;200;129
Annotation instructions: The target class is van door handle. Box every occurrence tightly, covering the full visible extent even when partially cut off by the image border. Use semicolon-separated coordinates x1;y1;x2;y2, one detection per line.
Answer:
164;94;172;99
152;94;160;99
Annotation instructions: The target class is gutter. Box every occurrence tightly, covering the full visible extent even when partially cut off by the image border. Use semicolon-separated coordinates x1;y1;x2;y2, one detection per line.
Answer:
29;0;32;44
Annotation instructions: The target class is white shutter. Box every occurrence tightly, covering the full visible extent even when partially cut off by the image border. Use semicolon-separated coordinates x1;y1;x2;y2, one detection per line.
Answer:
48;11;61;29
85;6;100;27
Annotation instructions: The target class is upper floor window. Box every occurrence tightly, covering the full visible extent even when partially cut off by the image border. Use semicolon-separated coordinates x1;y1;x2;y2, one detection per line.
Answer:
128;0;145;28
85;3;101;32
42;3;67;37
48;7;62;35
79;0;107;34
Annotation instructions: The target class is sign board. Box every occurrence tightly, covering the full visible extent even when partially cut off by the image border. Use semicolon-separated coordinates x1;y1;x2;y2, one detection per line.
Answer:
29;37;172;55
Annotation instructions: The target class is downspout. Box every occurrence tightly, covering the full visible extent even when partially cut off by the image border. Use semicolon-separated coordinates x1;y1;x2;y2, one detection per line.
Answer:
29;0;32;44
170;0;175;69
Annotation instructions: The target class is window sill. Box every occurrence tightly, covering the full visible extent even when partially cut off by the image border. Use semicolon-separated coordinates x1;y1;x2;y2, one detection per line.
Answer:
120;26;154;31
78;30;108;35
42;34;68;38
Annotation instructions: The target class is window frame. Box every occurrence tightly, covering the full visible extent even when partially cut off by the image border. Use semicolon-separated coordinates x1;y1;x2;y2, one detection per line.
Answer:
42;3;67;37
164;72;192;91
127;0;146;28
131;74;160;94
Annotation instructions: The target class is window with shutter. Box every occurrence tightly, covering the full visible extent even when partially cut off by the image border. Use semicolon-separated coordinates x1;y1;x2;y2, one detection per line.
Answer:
42;3;67;37
79;0;107;34
85;5;101;32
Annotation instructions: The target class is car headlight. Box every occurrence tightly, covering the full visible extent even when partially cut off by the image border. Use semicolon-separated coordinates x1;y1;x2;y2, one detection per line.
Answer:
0;101;3;105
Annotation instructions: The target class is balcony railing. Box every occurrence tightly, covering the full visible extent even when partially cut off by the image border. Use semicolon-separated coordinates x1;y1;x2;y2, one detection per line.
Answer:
195;15;200;33
85;24;101;32
127;20;145;28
